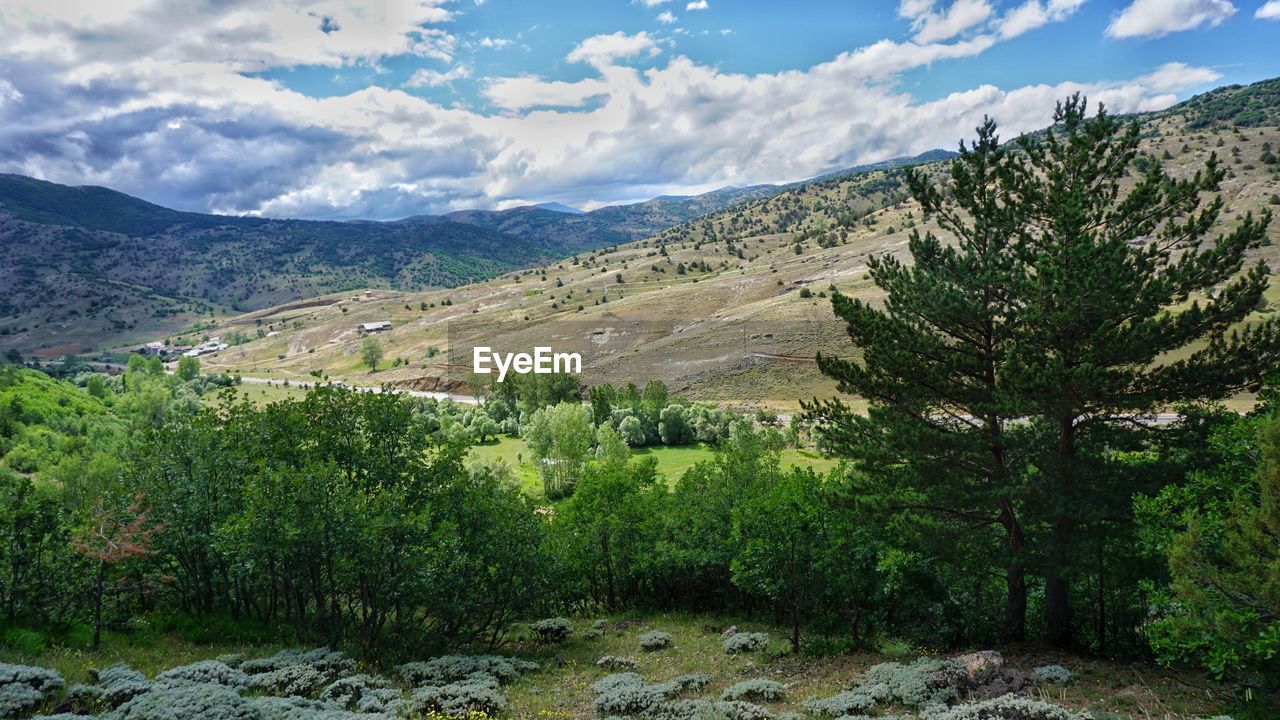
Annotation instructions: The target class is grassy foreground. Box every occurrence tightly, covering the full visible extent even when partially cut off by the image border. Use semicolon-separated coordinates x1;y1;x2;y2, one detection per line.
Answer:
2;613;1231;719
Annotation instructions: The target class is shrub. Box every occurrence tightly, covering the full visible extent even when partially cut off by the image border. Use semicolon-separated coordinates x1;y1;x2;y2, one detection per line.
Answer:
156;660;250;689
722;632;769;654
591;673;670;717
722;678;786;702
1;663;65;718
319;674;401;713
638;630;674;651
529;617;575;643
31;714;96;720
112;682;258;720
590;672;712;718
249;664;328;697
802;687;882;717
1030;665;1071;685
654;699;771;720
596;656;640;671
250;694;399;720
407;673;508;715
920;696;1088;720
859;657;966;708
241;648;354;677
92;665;150;708
396;655;537;686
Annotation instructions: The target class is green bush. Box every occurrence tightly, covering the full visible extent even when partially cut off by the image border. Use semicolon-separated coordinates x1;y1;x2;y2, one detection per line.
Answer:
638;630;674;651
529;617;574;643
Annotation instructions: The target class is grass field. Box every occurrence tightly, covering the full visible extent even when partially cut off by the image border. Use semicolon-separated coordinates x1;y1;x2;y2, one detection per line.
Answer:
1;613;1235;720
467;437;840;499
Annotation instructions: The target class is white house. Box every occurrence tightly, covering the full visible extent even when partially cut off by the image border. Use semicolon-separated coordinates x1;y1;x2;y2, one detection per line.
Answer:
360;321;392;333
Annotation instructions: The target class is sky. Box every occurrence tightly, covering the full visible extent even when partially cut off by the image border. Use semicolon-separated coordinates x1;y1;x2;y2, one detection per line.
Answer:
0;0;1277;220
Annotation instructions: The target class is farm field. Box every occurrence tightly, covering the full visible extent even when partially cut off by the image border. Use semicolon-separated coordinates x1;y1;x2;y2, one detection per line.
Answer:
469;437;839;498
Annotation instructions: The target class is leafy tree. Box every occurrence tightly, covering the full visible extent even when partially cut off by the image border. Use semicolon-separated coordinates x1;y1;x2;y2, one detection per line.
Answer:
658;405;693;445
176;355;200;381
595;424;630;465
618;415;646;447
732;466;830;650
807;117;1030;640
1139;409;1280;691
523;402;594;498
361;336;383;372
73;492;159;648
468;409;500;443
553;456;662;609
1002;96;1277;645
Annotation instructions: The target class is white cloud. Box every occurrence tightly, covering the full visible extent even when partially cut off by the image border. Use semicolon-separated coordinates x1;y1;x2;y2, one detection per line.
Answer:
566;31;660;67
1139;61;1222;92
480;36;514;49
657;11;678;23
995;0;1088;38
0;0;1210;218
686;0;709;10
1106;0;1237;38
900;0;993;42
636;0;671;6
483;75;613;109
406;65;471;87
1257;0;1280;18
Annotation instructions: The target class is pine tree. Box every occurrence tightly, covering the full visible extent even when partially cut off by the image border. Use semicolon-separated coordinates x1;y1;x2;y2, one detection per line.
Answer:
1001;95;1277;646
807;118;1034;640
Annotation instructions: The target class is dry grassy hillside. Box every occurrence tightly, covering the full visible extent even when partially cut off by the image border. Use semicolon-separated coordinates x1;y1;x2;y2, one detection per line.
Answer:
189;105;1280;412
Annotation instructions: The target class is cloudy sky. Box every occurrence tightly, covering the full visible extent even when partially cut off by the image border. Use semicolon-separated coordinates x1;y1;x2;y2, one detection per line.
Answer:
0;0;1277;219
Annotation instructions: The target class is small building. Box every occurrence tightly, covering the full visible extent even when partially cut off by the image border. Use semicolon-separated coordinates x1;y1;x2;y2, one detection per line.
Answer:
359;321;392;333
141;342;166;356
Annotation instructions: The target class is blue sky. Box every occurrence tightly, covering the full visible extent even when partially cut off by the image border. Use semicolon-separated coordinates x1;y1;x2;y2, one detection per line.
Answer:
1;0;1278;219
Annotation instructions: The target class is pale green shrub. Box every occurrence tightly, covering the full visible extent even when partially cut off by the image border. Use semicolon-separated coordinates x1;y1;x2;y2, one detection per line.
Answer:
406;673;507;715
1030;665;1071;685
318;674;401;713
0;663;65;717
721;678;785;702
530;617;575;643
396;655;536;686
920;696;1088;720
722;633;769;655
596;656;640;671
156;660;249;689
802;687;881;717
638;631;674;651
111;682;258;720
92;665;149;708
248;664;328;698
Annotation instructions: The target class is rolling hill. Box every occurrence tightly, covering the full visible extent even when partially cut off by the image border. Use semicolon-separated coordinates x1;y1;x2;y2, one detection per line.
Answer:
0;151;949;354
190;77;1280;411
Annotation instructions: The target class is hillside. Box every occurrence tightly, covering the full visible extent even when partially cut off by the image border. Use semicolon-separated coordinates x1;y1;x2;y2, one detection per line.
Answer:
0;151;951;355
193;78;1280;411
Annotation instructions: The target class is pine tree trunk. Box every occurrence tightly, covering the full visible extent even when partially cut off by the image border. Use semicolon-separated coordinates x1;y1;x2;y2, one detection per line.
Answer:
1045;419;1076;647
999;501;1027;641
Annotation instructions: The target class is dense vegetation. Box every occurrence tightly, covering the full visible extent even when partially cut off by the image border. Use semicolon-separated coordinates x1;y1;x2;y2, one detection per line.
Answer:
3;91;1280;719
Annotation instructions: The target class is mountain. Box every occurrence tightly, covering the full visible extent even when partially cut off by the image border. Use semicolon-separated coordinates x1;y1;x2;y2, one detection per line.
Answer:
0;145;1069;354
436;150;954;249
192;77;1280;410
0;175;618;353
533;202;583;214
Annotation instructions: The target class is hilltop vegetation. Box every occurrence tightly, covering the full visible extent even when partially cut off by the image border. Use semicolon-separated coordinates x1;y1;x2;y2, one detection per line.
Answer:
0;151;952;357
197;78;1280;411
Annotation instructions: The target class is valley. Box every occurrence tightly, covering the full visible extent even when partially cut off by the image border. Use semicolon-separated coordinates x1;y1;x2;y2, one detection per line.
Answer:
174;80;1280;411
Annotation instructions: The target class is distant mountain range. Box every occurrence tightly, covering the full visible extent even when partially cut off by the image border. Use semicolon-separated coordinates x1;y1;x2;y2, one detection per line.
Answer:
0;150;951;352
